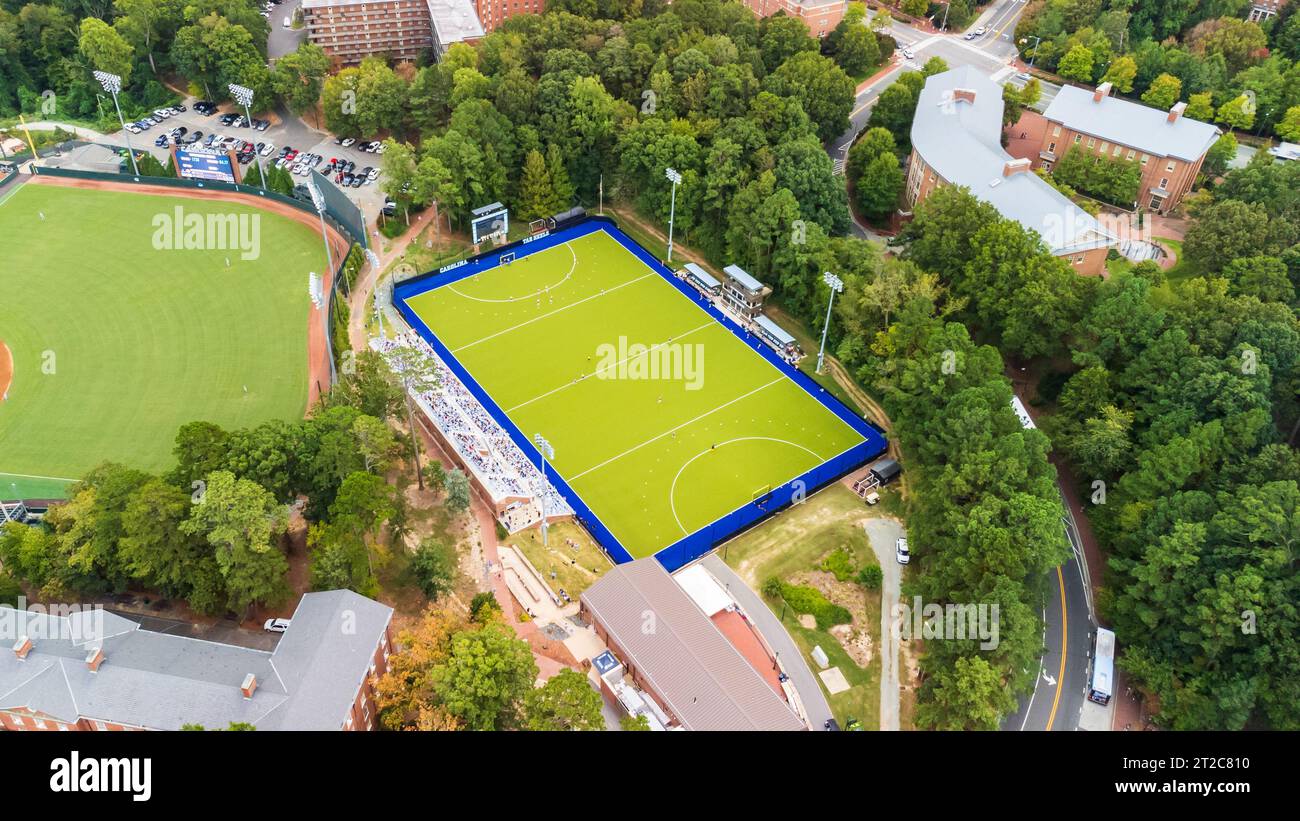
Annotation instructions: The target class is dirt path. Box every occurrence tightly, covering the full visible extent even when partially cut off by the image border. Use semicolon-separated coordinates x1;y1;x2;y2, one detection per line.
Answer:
863;516;906;731
348;208;438;351
26;173;343;409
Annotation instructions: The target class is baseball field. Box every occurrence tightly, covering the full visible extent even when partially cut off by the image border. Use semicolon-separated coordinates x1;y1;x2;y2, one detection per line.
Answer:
0;180;332;498
401;225;869;559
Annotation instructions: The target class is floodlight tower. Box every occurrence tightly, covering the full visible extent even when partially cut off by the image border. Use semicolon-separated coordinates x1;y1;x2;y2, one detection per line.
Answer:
665;167;683;263
816;271;844;375
533;433;555;546
307;177;348;297
228;83;267;190
94;71;139;177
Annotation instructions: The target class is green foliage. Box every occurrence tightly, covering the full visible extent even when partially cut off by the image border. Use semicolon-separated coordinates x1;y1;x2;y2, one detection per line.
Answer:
772;580;851;629
819;547;857;582
857;564;883;590
412;538;456;600
469;591;501;623
521;668;604;731
1050;147;1142;207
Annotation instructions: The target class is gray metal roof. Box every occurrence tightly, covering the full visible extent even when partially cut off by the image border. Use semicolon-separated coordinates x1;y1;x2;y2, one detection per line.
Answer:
911;67;1115;255
1042;84;1220;162
754;314;797;346
580;559;805;731
0;591;391;730
723;264;766;293
682;262;721;289
427;0;485;43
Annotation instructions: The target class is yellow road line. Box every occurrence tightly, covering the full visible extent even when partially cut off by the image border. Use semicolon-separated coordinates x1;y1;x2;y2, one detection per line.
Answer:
1045;564;1067;730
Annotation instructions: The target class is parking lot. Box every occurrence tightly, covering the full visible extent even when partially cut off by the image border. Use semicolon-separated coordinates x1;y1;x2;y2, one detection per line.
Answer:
97;95;391;230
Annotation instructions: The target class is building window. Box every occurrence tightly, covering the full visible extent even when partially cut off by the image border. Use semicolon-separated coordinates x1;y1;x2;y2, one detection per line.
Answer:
1087;138;1095;148
1166;160;1176;172
1048;142;1056;152
1099;141;1108;153
1052;125;1061;137
1043;161;1053;171
1074;134;1081;144
1159;178;1168;189
1127;149;1136;160
1141;153;1149;165
1113;144;1122;157
34;719;46;729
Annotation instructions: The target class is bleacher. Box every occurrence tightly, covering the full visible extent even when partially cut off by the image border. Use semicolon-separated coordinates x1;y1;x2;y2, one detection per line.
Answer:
370;333;573;530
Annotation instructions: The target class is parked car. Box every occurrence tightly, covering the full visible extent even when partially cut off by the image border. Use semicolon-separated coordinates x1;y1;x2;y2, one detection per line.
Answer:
974;26;987;35
152;108;172;119
282;16;291;27
366;167;380;182
258;142;275;157
340;137;356;148
264;618;291;633
349;174;363;188
252;118;270;131
902;47;915;59
382;198;397;217
896;536;910;565
154;134;169;147
341;172;355;186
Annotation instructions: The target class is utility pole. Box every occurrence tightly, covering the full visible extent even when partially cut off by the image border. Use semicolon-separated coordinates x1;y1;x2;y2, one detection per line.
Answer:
94;71;140;177
816;271;844;374
665;167;682;263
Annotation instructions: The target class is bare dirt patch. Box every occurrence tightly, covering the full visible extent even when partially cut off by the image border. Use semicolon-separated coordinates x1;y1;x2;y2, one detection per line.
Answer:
0;340;11;401
791;569;874;666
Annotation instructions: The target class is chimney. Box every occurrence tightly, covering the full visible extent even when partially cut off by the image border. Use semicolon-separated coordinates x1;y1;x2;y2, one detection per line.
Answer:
12;636;32;660
85;647;105;673
240;673;257;699
1093;82;1113;103
952;88;977;104
1003;158;1032;177
1168;101;1186;123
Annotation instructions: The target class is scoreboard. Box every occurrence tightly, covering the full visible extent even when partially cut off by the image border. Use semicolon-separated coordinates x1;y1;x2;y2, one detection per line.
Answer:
173;146;239;184
471;202;508;244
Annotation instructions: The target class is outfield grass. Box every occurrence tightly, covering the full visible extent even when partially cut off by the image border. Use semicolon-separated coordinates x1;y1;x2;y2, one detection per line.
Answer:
403;227;866;559
0;184;327;497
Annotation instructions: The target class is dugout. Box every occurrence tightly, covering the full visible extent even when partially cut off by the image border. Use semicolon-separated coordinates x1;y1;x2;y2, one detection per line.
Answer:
681;262;721;298
753;314;799;359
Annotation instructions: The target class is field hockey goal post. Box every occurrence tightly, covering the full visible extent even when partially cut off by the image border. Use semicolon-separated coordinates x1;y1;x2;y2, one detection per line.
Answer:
500;252;516;265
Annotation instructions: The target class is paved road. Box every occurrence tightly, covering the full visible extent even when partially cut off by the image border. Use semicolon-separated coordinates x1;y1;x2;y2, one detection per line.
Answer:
701;554;835;731
862;517;905;730
106;609;282;652
268;0;307;60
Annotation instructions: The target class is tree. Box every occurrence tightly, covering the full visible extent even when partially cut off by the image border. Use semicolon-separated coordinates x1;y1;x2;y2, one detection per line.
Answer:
867;77;921;150
1140;73;1182;109
759;13;817;73
517;148;557;220
1215;94;1255;131
545;143;574;210
855;150;904;222
374;606;466;730
180;470;289;616
445;468;471;514
79;18;134;85
411;538;456;600
383;343;440;490
620;713;652;731
272;42;330;120
1186;92;1215;121
1101;55;1137;92
432;622;538;730
1204;132;1237;177
1057;44;1095;83
835;20;881;77
763;51;855;142
521;669;604;731
845;126;896;181
112;0;167;74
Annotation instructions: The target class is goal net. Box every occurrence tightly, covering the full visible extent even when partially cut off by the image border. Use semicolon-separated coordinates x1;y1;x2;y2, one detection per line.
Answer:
500;252;516;265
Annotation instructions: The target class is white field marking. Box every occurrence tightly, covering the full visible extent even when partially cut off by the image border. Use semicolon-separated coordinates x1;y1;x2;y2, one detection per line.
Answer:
504;319;718;413
567;377;784;482
446;242;578;303
450;271;657;354
0;471;78;482
667;437;823;535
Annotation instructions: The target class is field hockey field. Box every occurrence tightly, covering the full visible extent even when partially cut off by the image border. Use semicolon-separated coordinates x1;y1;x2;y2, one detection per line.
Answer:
0;182;328;498
402;226;868;559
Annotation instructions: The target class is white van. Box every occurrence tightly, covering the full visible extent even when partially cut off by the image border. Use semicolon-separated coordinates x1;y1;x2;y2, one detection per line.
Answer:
282;16;291;27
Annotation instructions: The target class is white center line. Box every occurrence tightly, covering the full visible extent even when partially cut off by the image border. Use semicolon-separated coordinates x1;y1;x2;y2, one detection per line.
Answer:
567;377;785;482
504;320;718;413
451;272;656;354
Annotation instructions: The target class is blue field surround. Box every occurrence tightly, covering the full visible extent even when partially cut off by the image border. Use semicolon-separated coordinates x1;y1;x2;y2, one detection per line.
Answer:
391;217;889;573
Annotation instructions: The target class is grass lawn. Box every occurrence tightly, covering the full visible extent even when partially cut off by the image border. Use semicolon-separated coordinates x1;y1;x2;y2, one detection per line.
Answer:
0;183;327;497
401;224;868;559
720;482;883;729
511;519;611;599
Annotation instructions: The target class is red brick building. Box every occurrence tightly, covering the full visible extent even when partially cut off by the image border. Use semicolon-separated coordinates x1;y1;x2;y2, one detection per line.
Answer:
740;0;848;38
302;0;485;65
473;0;544;32
0;590;393;731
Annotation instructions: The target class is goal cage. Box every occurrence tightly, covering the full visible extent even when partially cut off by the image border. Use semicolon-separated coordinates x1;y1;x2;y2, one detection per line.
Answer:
500;252;516;265
528;218;549;235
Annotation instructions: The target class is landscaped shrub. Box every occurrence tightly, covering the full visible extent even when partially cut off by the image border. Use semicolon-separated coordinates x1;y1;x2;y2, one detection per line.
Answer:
820;547;857;582
777;581;851;629
858;565;883;590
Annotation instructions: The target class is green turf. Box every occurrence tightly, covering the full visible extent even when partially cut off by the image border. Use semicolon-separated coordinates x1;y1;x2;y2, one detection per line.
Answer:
0;183;327;498
404;229;865;558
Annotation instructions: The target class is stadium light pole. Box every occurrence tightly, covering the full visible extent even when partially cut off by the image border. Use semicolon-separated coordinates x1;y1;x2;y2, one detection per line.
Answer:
94;71;139;178
308;177;348;298
533;433;555;546
816;271;844;375
228;83;267;191
665;167;682;263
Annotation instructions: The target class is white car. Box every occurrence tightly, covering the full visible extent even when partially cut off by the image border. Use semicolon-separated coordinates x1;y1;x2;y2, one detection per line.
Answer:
340;137;356;148
974;26;987;35
264;618;291;633
258;142;275;157
902;47;915;60
366;167;380;182
896;536;910;565
282;16;290;27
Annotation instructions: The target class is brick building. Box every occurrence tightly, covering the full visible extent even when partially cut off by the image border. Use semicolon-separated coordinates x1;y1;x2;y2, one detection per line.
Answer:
0;590;393;731
473;0;544;32
740;0;847;37
905;66;1116;276
1248;0;1286;21
302;0;484;65
1036;82;1220;214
